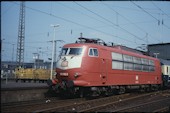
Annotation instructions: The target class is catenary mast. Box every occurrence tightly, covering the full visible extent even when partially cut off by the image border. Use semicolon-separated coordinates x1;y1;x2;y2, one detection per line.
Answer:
16;2;25;68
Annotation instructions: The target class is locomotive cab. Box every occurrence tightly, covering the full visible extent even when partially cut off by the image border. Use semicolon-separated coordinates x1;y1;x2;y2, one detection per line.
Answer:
56;46;85;80
55;44;102;86
55;37;105;84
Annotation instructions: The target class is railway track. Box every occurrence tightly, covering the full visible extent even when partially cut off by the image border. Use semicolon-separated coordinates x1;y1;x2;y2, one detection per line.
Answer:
2;97;59;108
81;89;170;112
1;97;85;112
116;98;170;112
34;93;134;112
2;89;170;112
34;89;170;112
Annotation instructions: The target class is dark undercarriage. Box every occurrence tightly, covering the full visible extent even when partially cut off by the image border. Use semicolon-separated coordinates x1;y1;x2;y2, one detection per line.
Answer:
47;79;166;98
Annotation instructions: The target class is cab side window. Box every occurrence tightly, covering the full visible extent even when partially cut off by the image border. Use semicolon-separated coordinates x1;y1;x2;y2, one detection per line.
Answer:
89;49;93;56
93;49;98;56
89;48;98;57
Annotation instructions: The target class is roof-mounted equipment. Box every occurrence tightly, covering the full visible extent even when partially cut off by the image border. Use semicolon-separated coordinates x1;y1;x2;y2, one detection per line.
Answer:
76;37;107;46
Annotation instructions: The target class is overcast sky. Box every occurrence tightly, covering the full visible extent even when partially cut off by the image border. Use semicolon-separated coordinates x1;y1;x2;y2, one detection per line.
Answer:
1;1;170;62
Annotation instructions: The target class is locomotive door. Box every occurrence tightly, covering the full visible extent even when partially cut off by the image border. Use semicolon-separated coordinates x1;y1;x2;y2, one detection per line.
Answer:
100;58;107;84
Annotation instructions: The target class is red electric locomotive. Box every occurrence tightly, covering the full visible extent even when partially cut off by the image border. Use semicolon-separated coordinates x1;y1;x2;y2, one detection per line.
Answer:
47;37;162;97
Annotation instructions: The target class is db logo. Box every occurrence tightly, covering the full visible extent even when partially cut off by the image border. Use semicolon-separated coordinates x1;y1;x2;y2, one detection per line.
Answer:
61;61;68;67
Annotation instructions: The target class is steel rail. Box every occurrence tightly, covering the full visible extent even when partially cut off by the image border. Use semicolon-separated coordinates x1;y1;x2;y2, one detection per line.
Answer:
153;106;170;112
33;93;137;112
79;90;170;112
2;97;59;108
2;98;85;112
79;92;157;112
34;90;170;112
114;98;170;112
80;89;170;112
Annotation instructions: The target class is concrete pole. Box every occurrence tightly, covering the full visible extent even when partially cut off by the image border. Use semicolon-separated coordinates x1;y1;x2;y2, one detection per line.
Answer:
54;40;56;68
50;24;59;80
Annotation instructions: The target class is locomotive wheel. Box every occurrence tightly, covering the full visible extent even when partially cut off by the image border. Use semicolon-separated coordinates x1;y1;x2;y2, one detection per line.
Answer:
80;90;84;98
150;85;158;91
118;86;126;94
144;86;151;92
60;91;75;99
79;88;86;98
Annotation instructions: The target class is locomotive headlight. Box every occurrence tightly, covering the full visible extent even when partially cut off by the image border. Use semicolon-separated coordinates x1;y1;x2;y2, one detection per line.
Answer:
74;72;79;78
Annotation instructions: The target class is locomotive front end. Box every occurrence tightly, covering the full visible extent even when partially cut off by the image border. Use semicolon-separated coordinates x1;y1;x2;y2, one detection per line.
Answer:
47;44;87;96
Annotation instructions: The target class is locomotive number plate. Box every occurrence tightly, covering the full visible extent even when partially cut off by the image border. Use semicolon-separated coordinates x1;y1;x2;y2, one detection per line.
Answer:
60;73;68;76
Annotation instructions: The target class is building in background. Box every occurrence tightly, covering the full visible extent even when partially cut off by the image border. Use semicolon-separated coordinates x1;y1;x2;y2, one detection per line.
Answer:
148;43;170;60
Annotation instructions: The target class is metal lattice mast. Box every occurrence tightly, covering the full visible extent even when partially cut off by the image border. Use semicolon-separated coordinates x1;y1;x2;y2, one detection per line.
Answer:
16;2;25;68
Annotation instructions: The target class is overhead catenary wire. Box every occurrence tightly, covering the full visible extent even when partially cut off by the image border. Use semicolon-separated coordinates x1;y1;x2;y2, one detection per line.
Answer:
3;2;170;62
57;2;113;28
131;1;159;22
3;2;160;44
101;2;161;44
131;1;170;30
2;2;15;16
58;2;160;44
151;1;170;19
151;1;170;30
106;4;163;15
12;2;139;45
74;1;147;43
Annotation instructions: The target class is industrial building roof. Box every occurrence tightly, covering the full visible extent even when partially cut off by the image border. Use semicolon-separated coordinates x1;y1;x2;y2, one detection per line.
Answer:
160;59;170;65
148;43;170;47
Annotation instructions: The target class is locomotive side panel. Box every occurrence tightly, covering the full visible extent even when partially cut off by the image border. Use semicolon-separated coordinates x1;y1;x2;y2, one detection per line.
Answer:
103;49;162;86
81;55;101;85
99;48;110;85
79;45;162;86
81;46;110;86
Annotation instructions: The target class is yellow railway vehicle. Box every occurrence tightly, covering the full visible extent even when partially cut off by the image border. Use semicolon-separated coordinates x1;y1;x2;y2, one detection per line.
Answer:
34;69;51;82
15;68;53;83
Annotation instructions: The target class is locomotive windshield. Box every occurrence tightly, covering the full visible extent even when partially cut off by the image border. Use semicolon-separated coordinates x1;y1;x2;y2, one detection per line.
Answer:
60;48;83;56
